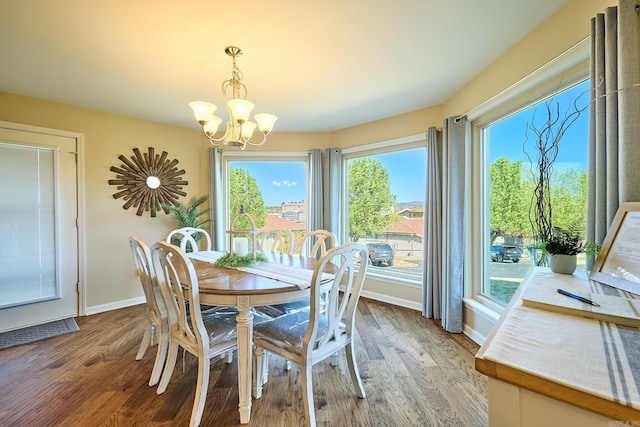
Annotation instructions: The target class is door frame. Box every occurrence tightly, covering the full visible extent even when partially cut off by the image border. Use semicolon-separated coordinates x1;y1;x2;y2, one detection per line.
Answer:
0;120;86;316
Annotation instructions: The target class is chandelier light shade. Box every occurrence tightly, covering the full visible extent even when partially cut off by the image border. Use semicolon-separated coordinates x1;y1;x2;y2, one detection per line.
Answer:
189;46;277;150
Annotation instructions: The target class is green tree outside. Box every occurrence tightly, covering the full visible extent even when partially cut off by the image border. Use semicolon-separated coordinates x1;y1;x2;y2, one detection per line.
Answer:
229;167;267;230
489;158;529;241
347;158;399;242
489;158;587;240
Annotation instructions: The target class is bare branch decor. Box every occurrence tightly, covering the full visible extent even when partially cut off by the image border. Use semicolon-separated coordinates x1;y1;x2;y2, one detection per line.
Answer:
523;88;588;249
108;147;188;217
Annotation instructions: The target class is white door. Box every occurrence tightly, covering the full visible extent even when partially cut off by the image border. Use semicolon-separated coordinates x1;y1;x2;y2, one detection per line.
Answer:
0;124;79;332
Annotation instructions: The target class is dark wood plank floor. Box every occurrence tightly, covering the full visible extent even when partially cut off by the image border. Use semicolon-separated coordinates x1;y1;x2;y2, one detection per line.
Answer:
0;298;488;426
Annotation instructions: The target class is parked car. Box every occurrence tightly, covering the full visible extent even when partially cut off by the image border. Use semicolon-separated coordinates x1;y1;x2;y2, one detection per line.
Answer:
490;245;521;263
367;243;394;267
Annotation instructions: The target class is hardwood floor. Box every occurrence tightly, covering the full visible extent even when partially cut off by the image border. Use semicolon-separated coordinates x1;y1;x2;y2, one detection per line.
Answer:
0;298;488;426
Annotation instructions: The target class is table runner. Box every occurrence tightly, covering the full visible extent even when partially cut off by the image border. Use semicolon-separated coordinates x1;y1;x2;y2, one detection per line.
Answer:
186;251;225;263
237;263;333;289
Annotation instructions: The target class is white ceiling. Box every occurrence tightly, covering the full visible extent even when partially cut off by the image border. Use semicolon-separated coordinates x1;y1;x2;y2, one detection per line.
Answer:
0;0;569;132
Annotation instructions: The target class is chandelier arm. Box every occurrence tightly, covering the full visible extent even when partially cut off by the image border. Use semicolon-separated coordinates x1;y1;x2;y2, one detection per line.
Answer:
242;133;268;147
203;127;232;145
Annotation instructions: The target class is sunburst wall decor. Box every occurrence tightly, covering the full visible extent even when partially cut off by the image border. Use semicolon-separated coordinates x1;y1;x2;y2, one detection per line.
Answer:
108;147;188;217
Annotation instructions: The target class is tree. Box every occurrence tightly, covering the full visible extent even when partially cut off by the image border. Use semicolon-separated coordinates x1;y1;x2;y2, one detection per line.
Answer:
348;158;399;242
550;168;587;236
489;158;529;240
229;167;267;229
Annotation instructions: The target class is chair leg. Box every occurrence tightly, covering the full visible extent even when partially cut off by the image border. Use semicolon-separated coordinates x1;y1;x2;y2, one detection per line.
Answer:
136;321;153;360
301;364;316;427
149;328;169;386
157;342;179;394
345;343;366;398
190;356;210;427
253;347;266;398
262;352;270;385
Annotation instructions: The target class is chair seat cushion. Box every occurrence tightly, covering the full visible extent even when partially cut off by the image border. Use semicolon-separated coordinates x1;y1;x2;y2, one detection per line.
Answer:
254;308;344;356
253;299;310;318
200;310;237;348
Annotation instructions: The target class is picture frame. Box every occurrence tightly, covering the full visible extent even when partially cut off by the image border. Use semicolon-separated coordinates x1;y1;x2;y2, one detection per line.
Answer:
589;201;640;295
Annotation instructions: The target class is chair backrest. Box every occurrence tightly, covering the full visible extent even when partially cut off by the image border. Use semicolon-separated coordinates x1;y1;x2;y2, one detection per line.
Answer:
297;229;336;259
150;240;209;354
304;243;368;354
259;229;294;254
166;227;212;253
129;236;166;323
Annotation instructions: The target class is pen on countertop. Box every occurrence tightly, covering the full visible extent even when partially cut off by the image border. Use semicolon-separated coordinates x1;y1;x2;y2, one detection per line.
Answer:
557;288;601;307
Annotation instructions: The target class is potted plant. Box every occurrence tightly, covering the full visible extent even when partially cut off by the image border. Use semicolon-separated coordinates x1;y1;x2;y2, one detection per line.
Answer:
544;227;583;274
161;195;211;250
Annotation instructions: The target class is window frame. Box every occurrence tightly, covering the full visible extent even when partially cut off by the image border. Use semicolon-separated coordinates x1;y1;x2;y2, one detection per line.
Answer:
341;133;426;285
220;150;309;251
465;38;591;313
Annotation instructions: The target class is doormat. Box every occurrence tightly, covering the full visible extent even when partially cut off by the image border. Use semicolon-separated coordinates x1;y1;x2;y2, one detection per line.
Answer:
0;318;79;350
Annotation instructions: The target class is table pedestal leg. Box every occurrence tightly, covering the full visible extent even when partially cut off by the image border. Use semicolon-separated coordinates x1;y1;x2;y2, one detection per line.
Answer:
236;296;253;424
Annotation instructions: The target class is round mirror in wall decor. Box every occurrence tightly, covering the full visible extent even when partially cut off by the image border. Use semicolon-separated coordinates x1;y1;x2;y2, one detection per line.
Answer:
108;147;188;217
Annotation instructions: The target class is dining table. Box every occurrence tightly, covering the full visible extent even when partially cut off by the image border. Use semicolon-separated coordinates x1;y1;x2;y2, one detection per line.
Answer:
186;250;324;424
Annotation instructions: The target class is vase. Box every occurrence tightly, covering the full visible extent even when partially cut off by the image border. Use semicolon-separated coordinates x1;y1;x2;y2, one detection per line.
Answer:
548;254;577;274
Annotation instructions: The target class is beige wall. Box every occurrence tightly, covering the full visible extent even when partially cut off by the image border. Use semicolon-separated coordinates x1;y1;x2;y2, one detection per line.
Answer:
443;0;614;118
0;0;615;319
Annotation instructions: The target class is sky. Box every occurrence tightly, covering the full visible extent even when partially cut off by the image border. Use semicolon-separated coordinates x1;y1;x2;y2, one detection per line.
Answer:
231;161;306;206
366;149;426;204
487;80;590;171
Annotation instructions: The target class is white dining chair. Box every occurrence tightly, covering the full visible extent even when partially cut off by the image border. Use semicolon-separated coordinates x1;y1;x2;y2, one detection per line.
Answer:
151;240;237;427
129;235;169;387
297;229;336;259
258;229;294;254
252;243;369;427
257;229;338;373
166;227;212;253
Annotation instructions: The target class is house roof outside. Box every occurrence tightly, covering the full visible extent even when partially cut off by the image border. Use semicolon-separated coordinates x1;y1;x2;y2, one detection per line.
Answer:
389;218;424;238
260;215;306;233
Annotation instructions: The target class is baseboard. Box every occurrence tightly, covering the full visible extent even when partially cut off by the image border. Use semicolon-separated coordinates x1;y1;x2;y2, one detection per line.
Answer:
462;298;501;346
360;289;422;311
85;296;145;316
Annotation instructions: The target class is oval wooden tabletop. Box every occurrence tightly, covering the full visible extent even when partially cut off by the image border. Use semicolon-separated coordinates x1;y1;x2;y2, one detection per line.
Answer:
191;252;322;295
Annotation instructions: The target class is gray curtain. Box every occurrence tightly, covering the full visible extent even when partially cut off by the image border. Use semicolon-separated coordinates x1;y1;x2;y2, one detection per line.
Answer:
423;118;467;333
422;127;442;319
308;149;324;232
323;148;342;243
588;1;640;248
208;147;226;251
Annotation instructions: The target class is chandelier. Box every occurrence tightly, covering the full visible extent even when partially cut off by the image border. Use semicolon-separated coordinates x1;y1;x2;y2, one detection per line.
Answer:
189;46;277;150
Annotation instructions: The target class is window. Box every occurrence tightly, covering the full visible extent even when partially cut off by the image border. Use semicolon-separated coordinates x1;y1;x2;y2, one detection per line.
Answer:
465;39;591;315
222;153;308;253
483;80;590;304
342;136;426;282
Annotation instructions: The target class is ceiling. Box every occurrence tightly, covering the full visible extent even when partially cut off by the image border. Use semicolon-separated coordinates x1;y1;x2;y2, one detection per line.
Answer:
0;1;570;133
